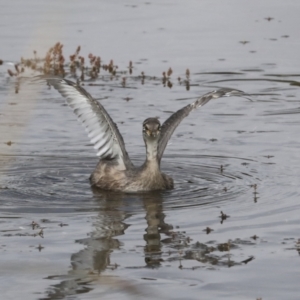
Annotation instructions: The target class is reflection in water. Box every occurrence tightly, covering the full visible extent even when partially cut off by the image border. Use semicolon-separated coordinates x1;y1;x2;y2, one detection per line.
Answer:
94;189;174;268
43;192;128;298
142;193;173;267
43;185;258;299
43;190;173;298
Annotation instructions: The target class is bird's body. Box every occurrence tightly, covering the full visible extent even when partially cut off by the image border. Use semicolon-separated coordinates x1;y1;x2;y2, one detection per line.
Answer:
90;160;173;192
89;117;173;192
46;77;246;192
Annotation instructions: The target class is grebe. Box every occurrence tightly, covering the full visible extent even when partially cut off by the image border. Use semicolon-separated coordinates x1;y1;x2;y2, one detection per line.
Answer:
47;78;245;192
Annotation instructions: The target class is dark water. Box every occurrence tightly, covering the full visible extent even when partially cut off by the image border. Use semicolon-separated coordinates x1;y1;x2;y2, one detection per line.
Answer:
1;1;300;299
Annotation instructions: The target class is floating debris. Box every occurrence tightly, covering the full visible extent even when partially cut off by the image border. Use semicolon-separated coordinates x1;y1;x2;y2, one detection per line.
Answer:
162;69;173;88
7;69;15;77
219;211;230;224
186;68;190;79
167;67;173;77
185;80;190;91
240;256;254;264
122;77;126;87
37;244;44;252
218;240;231;252
141;71;145;84
38;229;44;238
59;222;69;227
296;239;300;255
203;227;214;234
128;60;133;74
251;184;259;202
251;184;257;191
31;221;39;230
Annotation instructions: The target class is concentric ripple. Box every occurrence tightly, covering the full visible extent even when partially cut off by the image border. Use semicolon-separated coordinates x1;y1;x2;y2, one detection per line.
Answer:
160;153;259;210
0;153;260;214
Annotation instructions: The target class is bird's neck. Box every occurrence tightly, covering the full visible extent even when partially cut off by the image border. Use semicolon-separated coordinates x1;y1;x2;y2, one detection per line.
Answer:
144;138;160;169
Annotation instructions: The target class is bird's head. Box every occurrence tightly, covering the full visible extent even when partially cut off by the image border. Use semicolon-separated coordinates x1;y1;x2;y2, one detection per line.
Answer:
142;118;161;140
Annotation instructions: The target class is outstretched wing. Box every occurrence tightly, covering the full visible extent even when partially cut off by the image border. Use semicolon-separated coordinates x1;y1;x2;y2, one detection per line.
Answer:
47;78;133;170
157;88;247;163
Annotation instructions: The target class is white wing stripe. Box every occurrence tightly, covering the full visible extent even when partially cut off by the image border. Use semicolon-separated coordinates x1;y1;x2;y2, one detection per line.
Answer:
90;132;106;144
94;137;108;150
46;77;132;170
88;129;104;139
97;144;111;157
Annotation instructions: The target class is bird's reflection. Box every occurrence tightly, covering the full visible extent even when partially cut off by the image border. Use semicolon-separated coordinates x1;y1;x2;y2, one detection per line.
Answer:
142;193;173;266
43;188;172;298
92;187;173;267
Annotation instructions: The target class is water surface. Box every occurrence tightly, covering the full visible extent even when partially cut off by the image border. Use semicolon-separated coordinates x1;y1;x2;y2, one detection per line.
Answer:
1;1;300;299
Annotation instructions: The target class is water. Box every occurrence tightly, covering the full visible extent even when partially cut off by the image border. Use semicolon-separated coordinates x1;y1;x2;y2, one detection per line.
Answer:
1;1;300;299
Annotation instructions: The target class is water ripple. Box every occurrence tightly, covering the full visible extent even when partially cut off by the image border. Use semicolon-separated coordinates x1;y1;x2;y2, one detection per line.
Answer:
0;154;260;213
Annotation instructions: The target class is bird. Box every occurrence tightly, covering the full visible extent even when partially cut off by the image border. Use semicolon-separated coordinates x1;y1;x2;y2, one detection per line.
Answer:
46;77;246;192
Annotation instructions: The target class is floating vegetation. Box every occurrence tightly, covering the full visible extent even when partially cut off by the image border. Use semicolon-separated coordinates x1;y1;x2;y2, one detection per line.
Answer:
162;67;173;88
203;227;214;234
219;210;230;224
160;235;256;269
265;17;274;21
239;41;250;45
5;42;200;94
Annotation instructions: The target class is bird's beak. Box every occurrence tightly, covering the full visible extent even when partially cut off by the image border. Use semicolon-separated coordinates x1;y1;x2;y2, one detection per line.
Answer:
146;130;153;137
146;130;158;137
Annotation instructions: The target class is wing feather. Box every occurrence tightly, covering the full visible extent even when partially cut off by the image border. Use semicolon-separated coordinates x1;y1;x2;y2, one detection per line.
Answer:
90;132;106;144
157;88;247;163
46;77;133;169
